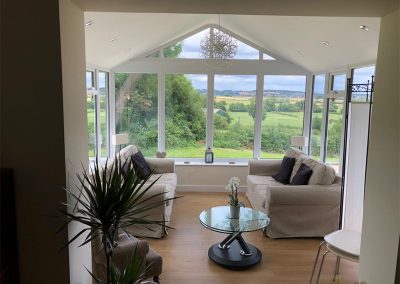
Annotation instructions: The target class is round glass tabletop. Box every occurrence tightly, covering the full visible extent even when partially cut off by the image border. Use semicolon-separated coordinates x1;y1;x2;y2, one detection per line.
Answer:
199;206;269;234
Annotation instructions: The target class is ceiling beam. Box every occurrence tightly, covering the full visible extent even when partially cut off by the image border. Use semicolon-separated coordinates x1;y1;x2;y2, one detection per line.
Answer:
72;0;398;17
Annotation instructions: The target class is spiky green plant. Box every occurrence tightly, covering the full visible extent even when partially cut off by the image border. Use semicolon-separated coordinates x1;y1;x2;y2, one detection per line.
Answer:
60;156;177;284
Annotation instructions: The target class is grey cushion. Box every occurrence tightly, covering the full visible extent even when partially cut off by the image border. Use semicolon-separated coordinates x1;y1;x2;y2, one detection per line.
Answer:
285;147;306;181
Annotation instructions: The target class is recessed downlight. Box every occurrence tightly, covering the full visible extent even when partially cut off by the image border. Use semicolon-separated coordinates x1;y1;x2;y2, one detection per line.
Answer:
360;25;370;31
109;38;117;42
85;20;94;27
322;41;329;46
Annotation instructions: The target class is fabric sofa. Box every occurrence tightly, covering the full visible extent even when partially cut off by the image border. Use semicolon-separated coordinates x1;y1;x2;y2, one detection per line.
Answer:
107;145;177;238
246;148;341;238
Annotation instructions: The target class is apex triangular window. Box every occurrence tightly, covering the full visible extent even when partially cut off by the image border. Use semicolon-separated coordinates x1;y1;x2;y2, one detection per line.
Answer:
143;25;278;61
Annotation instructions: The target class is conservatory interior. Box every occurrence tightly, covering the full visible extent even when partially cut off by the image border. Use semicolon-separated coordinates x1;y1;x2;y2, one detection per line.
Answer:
81;12;381;283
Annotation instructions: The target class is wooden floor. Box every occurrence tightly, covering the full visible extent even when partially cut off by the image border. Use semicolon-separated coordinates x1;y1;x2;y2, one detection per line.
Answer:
146;192;358;284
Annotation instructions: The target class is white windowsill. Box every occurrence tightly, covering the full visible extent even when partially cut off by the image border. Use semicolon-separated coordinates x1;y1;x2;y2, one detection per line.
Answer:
175;161;248;167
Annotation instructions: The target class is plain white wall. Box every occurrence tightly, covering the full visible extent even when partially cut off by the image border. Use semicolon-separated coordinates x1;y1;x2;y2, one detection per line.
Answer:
176;164;248;192
359;8;400;283
59;0;92;283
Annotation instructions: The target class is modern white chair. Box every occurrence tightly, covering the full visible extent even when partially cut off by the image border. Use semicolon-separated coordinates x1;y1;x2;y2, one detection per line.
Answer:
310;229;361;283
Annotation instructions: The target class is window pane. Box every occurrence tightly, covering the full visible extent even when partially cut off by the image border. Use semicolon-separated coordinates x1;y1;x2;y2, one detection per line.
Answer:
98;71;108;158
310;74;325;160
261;76;306;159
352;65;375;102
165;74;207;158
115;73;158;157
326;73;346;168
263;53;276;60
86;71;96;158
164;29;209;59
214;75;256;158
235;39;259;59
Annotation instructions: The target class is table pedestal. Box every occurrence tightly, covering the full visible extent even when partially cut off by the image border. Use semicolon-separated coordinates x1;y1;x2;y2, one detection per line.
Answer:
208;231;262;269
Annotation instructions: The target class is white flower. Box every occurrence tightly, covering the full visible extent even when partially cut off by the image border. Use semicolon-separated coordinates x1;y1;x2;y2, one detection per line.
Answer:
227;177;240;191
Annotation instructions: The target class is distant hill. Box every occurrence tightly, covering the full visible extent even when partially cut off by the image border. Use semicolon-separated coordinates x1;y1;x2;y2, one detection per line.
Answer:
196;89;322;98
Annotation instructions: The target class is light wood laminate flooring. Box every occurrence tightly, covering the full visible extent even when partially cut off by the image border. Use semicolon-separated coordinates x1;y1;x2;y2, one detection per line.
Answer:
146;192;358;284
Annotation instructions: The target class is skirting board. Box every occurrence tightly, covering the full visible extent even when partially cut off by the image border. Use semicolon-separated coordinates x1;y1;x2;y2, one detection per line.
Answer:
176;185;247;193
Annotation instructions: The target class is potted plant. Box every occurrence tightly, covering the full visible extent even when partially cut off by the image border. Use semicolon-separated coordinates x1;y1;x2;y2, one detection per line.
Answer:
60;156;176;284
226;177;244;219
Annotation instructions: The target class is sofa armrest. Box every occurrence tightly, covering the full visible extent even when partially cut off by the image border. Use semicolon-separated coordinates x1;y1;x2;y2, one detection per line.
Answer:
269;184;341;205
248;159;282;176
145;158;175;174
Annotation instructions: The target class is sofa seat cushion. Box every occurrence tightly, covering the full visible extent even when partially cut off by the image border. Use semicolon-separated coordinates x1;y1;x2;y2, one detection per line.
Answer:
247;175;283;192
147;173;177;203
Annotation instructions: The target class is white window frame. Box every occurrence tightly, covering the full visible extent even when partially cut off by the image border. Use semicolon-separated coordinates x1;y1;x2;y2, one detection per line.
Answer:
86;67;111;160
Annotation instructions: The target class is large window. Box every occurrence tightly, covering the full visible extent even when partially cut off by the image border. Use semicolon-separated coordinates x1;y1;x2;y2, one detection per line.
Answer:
86;69;110;159
325;73;346;165
86;71;96;158
213;75;256;158
310;74;325;159
352;65;375;102
115;73;158;157
165;74;207;158
261;76;306;158
98;71;109;157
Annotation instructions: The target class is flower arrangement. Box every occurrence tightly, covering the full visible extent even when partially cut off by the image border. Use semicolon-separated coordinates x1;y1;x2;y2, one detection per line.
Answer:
226;177;244;207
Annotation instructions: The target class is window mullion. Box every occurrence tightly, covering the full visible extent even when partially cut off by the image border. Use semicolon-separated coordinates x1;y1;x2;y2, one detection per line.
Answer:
253;74;263;159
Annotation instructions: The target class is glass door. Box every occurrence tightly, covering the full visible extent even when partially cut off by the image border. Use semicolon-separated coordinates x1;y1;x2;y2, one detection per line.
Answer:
86;70;97;158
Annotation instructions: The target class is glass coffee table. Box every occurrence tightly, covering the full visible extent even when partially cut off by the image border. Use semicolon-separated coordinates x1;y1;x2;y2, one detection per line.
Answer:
199;206;269;269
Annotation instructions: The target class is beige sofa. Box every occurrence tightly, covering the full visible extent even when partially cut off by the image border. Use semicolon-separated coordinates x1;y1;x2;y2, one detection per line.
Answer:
108;145;177;238
246;148;341;238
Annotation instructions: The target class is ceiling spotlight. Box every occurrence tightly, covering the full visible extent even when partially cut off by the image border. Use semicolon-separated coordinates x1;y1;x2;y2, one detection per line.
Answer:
85;20;94;27
322;41;329;46
109;38;117;42
360;25;370;31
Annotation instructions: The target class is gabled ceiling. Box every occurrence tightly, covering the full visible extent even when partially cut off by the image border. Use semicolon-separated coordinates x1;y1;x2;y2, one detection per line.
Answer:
85;13;380;72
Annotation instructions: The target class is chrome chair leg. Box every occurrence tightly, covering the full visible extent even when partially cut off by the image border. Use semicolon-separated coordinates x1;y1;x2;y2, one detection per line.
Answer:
316;250;330;283
310;241;326;284
333;256;341;281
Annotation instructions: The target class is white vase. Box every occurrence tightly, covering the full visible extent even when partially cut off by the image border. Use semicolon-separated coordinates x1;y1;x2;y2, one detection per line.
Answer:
230;205;240;219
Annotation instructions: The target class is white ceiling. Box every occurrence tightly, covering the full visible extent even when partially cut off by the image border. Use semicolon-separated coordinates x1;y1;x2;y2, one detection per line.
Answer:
85;13;380;72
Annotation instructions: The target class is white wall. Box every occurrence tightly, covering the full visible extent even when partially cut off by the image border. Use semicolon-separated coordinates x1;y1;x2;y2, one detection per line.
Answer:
359;8;400;283
176;164;248;192
59;0;92;283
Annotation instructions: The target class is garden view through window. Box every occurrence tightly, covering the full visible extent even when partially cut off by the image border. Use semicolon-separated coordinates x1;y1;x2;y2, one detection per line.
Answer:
213;75;256;158
166;74;207;158
261;76;306;159
86;71;96;158
115;73;158;157
311;74;325;159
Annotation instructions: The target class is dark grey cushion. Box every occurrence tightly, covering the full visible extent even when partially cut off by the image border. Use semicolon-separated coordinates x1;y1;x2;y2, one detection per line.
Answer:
290;163;313;185
273;156;296;184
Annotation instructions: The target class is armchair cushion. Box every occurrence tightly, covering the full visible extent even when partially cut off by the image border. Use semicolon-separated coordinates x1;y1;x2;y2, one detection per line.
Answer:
131;151;152;179
290;163;312;185
272;156;295;184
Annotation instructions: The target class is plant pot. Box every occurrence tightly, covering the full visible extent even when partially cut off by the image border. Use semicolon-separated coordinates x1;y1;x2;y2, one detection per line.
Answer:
230;205;241;219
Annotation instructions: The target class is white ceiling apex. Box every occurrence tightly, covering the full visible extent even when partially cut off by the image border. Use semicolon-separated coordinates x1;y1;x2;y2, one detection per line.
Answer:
84;13;380;72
